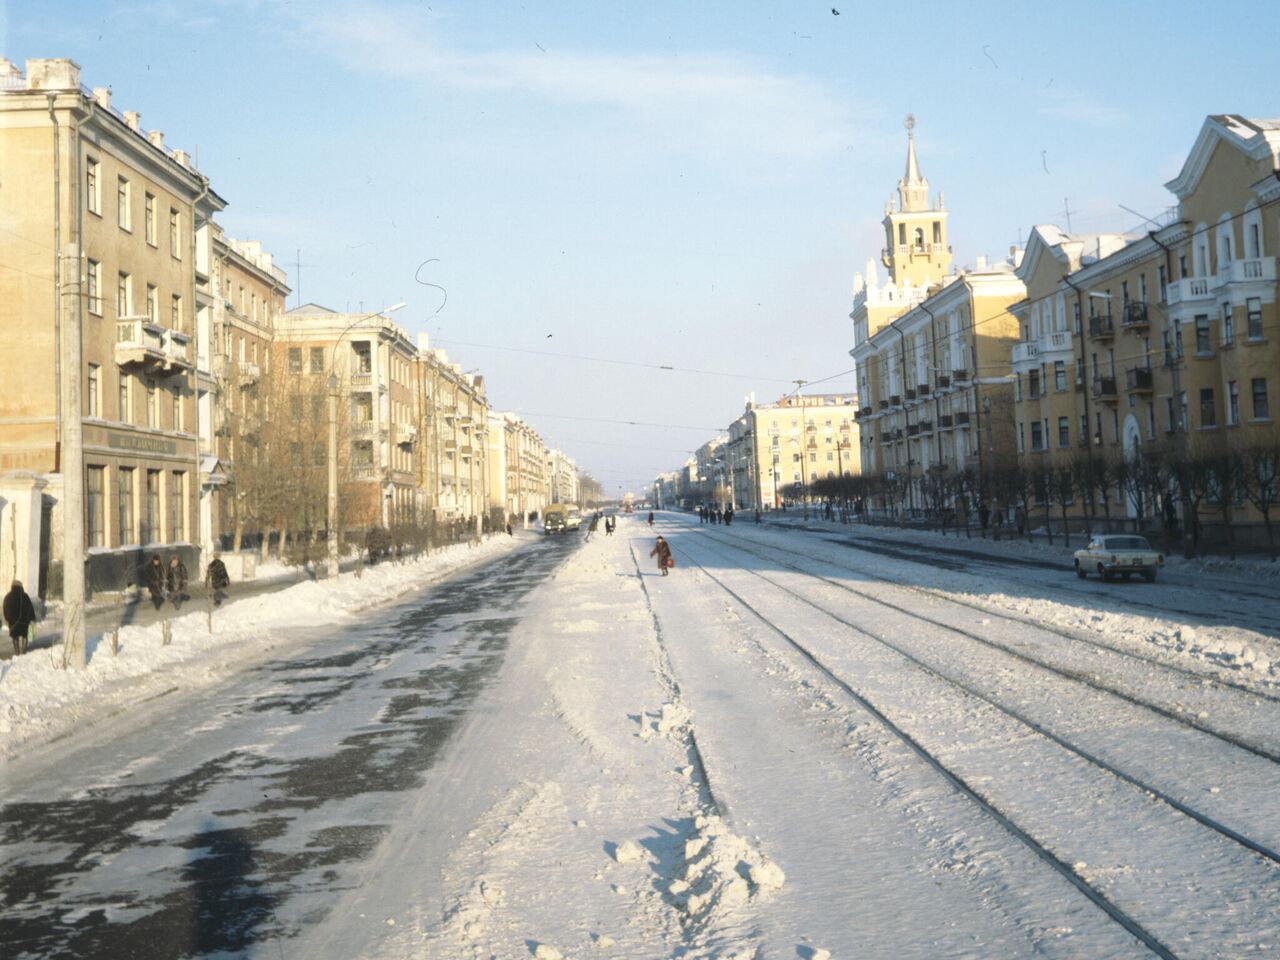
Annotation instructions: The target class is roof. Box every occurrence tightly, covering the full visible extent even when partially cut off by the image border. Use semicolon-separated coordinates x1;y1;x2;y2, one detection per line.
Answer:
1165;114;1280;199
285;302;337;316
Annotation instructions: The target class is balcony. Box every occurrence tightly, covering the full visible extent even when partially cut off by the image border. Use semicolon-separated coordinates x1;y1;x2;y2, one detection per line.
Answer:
1121;301;1149;331
1091;375;1118;402
878;399;889;411
955;411;971;427
1167;276;1211;305
918;382;931;396
904;388;917;401
351;370;373;387
1214;256;1277;288
952;369;970;383
1125;366;1154;394
917;419;933;434
114;318;165;370
210;354;231;380
396;424;418;446
237;361;261;385
938;414;954;430
1087;315;1114;341
162;329;193;374
350;420;376;437
1011;340;1038;366
906;423;920;437
889;394;902;407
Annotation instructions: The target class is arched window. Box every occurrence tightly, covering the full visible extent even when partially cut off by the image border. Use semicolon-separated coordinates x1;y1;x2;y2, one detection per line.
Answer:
913;227;925;251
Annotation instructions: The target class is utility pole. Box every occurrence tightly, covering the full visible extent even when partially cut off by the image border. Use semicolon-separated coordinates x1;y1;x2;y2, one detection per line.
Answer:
61;243;86;670
794;379;809;520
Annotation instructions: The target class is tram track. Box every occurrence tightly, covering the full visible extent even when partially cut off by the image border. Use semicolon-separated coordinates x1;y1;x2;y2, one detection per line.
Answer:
663;532;1188;960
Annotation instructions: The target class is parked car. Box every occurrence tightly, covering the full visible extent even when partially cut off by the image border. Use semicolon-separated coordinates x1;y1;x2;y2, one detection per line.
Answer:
1073;535;1164;582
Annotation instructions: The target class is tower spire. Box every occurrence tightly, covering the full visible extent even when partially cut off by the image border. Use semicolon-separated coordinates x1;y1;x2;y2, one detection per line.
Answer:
897;114;929;212
904;113;922;184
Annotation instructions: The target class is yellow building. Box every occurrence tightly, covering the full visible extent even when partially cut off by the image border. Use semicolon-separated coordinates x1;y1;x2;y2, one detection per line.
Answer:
1007;115;1280;548
726;394;860;510
0;58;219;592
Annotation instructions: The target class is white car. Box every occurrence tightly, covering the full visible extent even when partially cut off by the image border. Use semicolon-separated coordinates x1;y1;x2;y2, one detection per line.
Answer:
1073;535;1164;583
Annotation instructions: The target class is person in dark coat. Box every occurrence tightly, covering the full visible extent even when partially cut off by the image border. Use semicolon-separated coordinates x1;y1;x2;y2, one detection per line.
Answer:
167;556;189;609
647;511;654;527
724;506;734;525
144;555;166;610
649;536;672;576
206;553;231;607
3;580;37;656
585;514;599;542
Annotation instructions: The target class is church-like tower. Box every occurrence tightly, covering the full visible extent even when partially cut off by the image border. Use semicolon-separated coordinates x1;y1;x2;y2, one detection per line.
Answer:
881;115;951;289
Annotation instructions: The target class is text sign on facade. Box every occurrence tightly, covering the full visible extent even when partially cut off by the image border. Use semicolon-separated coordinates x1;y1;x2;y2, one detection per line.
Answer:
107;432;177;456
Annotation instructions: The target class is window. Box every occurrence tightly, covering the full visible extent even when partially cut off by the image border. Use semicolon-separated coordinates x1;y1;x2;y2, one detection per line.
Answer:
1228;381;1239;425
1222;303;1234;346
1253;378;1270;420
117;177;131;230
169;207;181;258
86;466;105;548
116;272;132;318
1030;420;1043;451
1147;403;1156;439
171;294;183;331
1158;264;1167;302
352;394;373;422
288;347;303;374
1080;413;1088;444
312;443;326;467
1054;360;1066;392
1200;387;1216;428
1194;315;1211;354
312;396;325;422
170;472;186;541
1174;321;1184;359
145;193;156;245
1248;298;1263;340
1179;391;1189;432
1057;417;1069;448
86;259;102;314
145;470;161;543
290;396;304;420
118;467;135;545
87;364;100;417
147;381;159;428
932;221;941;244
118;373;131;423
352;342;372;373
172;385;182;431
310;346;325;374
1028;370;1040;400
86;157;101;214
352;440;374;466
146;284;158;324
898;223;906;246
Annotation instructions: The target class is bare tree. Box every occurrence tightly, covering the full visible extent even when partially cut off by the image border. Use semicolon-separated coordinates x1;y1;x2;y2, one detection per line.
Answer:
1049;454;1075;548
1240;428;1280;560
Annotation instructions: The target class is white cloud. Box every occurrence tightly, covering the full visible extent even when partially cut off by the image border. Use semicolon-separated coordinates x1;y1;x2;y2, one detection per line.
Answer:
293;1;862;165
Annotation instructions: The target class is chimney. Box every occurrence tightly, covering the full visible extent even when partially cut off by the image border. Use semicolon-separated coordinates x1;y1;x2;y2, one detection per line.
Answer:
170;149;190;169
124;111;141;131
25;58;81;91
147;129;164;148
975;254;988;270
91;86;111;109
0;57;22;85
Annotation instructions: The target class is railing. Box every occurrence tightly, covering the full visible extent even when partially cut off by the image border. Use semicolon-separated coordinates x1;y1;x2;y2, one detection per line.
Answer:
906;423;920;437
955;411;971;426
904;388;917;401
115;318;164;351
1125;366;1153;392
1043;330;1072;351
917;420;933;434
350;420;375;437
938;414;954;429
918;382;931;395
1011;341;1038;365
351;371;372;387
952;369;970;382
1087;315;1114;339
1092;375;1118;399
1167;276;1211;304
878;399;889;410
237;361;261;383
889;394;902;406
1122;301;1149;328
1216;256;1276;285
936;373;951;389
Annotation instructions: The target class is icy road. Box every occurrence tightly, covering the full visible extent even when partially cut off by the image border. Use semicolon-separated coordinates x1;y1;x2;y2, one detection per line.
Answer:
3;514;1279;959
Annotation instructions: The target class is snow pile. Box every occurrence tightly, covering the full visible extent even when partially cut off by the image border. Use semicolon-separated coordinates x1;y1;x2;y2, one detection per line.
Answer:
0;536;522;758
667;814;784;925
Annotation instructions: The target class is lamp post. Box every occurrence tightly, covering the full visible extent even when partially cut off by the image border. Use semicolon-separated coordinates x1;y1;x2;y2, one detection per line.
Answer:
327;302;406;580
793;379;810;520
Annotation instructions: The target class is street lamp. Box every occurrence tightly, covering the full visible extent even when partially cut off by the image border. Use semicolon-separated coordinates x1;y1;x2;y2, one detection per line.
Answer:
793;379;810;520
327;301;406;580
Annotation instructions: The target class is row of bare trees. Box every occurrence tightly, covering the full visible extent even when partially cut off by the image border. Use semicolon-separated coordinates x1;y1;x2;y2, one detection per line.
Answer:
803;431;1280;559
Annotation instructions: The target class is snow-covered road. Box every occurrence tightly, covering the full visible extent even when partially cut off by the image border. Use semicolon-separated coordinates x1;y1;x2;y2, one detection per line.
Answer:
3;512;1278;959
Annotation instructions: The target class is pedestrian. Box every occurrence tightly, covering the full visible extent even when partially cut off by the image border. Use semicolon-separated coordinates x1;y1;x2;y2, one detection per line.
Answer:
205;553;231;607
978;500;990;533
754;509;761;524
144;554;166;611
724;505;734;526
506;521;514;536
586;513;599;542
3;580;37;656
699;506;706;524
649;535;673;576
605;516;615;536
167;555;188;609
647;511;654;527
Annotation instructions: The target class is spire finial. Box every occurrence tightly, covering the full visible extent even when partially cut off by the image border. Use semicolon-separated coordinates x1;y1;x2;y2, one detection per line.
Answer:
904;113;916;137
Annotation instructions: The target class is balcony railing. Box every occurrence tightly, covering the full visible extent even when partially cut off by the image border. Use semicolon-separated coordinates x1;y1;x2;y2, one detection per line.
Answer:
1214;257;1276;287
918;382;931;396
1011;340;1038;365
952;369;970;382
878;399;889;411
237;361;261;384
955;411;971;426
115;319;191;375
1122;301;1149;330
905;387;917;401
938;414;954;429
906;423;920;437
936;373;951;389
1125;366;1153;393
1092;375;1118;401
351;370;372;387
889;394;902;406
917;419;933;434
1088;315;1114;340
1167;276;1211;305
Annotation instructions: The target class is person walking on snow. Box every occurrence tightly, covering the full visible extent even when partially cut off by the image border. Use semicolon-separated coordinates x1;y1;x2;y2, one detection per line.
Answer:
144;555;166;611
206;553;231;607
585;514;599;541
3;580;37;656
647;511;654;527
649;535;672;576
166;556;189;609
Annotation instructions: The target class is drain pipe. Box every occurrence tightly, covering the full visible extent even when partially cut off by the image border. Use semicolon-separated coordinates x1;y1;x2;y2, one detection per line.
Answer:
47;94;62;447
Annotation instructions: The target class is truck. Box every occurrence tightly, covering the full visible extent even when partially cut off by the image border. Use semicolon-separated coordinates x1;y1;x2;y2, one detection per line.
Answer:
543;503;582;535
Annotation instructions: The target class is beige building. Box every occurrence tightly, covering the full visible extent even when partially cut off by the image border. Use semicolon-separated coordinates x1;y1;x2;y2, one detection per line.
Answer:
546;449;579;505
726;394;861;510
0;58;218;592
413;343;490;526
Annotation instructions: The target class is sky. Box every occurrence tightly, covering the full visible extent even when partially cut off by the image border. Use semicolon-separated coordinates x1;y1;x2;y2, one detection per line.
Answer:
6;0;1280;494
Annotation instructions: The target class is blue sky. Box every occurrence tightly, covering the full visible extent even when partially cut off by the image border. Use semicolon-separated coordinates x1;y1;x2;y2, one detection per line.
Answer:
6;0;1279;493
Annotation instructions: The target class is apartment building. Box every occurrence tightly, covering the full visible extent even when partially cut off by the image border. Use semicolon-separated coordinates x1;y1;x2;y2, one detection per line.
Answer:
546;449;579;505
275;304;419;533
0;58;218;591
414;350;489;524
725;394;861;510
1008;115;1280;541
849;119;1023;514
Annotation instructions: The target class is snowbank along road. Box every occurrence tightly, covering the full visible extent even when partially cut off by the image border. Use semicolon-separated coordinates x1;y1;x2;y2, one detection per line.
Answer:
3;512;1278;959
